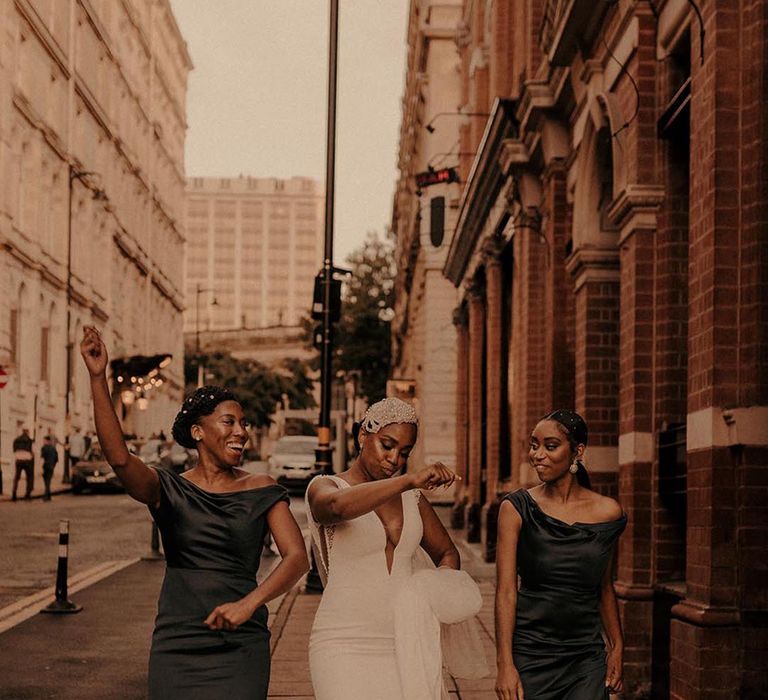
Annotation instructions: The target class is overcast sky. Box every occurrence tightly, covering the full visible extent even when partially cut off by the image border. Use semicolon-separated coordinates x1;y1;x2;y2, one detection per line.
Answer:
170;0;409;263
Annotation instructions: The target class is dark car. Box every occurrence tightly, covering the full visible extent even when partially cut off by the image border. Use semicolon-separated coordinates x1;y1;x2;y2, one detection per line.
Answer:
71;445;124;494
160;443;197;474
267;435;320;492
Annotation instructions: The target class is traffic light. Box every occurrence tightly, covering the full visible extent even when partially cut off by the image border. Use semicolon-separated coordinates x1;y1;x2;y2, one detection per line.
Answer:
311;271;342;323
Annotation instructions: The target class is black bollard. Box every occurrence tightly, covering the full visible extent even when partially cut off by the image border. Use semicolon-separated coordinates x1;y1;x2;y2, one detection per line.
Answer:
304;546;324;594
41;519;82;614
143;520;164;561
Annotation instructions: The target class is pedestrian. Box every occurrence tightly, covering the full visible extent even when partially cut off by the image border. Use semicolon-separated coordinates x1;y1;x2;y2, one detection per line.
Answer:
40;434;59;501
79;326;308;699
494;409;627;700
11;427;34;501
306;398;483;699
67;426;86;472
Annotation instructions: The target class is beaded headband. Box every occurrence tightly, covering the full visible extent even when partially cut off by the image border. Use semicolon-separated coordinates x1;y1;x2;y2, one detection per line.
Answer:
361;398;419;434
545;409;588;445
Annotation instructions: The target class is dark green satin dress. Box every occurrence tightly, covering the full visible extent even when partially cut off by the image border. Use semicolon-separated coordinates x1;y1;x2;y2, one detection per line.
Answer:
505;489;626;700
148;468;289;699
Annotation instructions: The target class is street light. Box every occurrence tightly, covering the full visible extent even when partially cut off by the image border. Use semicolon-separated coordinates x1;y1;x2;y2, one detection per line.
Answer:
63;165;106;483
424;111;491;133
315;0;339;479
305;0;340;596
194;283;217;387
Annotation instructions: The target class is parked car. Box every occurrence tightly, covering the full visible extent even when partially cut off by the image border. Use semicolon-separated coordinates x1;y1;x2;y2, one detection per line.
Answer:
71;445;124;494
138;438;165;468
268;435;320;492
160;443;197;473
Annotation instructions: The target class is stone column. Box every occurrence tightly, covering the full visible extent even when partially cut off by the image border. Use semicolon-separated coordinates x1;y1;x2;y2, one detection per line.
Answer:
668;3;768;696
465;277;485;543
608;187;665;692
481;236;504;561
509;210;548;486
542;163;575;410
565;248;621;496
450;304;469;529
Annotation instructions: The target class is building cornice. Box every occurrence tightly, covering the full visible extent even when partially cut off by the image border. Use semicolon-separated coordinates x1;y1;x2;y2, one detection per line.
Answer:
607;184;665;244
540;0;612;67
565;246;620;292
443;98;517;285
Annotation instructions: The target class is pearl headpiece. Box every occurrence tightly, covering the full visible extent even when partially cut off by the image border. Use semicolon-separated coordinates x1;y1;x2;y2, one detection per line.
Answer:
361;398;418;434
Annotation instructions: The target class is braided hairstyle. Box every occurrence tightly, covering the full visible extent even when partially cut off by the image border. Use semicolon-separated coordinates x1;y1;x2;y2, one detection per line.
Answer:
172;385;239;449
543;409;592;490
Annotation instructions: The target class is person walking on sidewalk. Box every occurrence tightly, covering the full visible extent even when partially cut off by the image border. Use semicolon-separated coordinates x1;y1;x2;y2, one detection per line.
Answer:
11;427;34;501
80;326;309;700
494;410;627;700
40;434;59;501
306;398;482;700
66;426;86;476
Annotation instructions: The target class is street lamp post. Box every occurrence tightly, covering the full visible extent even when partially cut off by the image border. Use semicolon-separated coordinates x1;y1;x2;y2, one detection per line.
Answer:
63;165;105;483
194;283;216;387
315;0;339;479
305;0;340;595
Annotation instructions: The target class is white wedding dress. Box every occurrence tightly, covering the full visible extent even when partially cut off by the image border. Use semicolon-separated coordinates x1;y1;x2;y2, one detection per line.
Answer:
307;475;425;700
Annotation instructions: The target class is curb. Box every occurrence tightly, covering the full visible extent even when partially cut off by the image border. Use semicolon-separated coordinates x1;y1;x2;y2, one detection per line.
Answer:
0;484;73;503
0;557;141;634
268;582;302;654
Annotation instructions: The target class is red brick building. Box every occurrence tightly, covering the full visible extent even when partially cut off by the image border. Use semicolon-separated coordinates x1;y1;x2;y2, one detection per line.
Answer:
393;1;767;698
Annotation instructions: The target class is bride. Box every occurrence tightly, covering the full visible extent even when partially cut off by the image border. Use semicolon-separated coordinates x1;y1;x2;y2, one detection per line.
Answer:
306;398;475;699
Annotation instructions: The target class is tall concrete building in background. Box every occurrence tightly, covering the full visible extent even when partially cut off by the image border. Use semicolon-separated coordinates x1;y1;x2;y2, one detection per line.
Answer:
0;0;192;464
184;176;323;334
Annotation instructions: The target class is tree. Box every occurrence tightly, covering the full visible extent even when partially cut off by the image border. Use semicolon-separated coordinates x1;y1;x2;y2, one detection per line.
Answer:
311;231;394;403
184;352;315;428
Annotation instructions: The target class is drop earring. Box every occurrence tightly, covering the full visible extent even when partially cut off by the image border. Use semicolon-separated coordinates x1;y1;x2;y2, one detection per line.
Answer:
569;461;578;474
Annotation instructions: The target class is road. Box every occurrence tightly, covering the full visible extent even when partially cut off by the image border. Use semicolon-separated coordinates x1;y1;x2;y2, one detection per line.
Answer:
0;475;310;613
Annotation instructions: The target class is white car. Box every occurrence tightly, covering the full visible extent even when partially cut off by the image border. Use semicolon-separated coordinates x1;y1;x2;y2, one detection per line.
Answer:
268;436;320;492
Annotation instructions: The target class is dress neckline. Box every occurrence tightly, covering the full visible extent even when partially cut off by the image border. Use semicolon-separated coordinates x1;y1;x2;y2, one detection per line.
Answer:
522;489;626;529
168;468;283;497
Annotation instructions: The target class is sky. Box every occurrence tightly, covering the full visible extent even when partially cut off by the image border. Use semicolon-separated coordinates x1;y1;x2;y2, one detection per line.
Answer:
169;0;410;263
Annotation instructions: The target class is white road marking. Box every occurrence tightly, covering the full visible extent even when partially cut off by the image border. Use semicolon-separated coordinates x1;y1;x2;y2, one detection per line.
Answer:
0;558;139;634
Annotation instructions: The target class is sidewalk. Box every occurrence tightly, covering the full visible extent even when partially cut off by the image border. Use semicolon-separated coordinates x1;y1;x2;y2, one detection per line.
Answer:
0;508;499;699
0;462;71;502
267;507;498;699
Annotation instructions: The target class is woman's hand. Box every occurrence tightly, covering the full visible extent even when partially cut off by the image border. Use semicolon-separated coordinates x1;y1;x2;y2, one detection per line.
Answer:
605;646;623;694
495;662;524;699
80;326;108;377
409;462;458;491
204;597;257;631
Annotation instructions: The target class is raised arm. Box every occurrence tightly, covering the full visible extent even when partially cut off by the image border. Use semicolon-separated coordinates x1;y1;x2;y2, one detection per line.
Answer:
80;326;160;505
495;499;525;700
307;462;457;526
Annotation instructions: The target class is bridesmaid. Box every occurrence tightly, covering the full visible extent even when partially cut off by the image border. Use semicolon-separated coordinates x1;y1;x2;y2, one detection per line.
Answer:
494;410;626;700
80;326;308;699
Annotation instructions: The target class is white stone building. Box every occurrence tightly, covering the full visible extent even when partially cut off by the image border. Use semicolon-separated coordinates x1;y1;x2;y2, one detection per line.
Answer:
391;0;464;475
184;176;324;334
0;0;192;471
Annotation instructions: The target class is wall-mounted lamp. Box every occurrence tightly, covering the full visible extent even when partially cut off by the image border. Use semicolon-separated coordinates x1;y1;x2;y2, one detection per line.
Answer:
425;111;491;133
